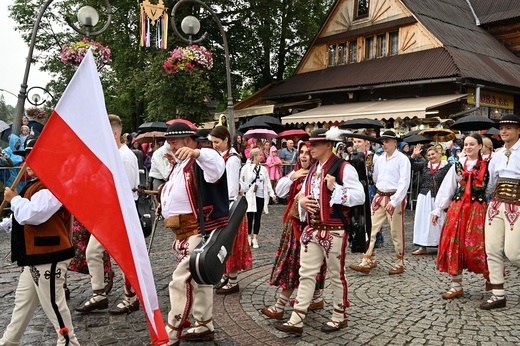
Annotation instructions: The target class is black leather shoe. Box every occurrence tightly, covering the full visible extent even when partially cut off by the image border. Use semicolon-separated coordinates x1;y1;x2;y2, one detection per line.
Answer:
480;296;506;310
274;322;303;336
108;299;140;315
214;276;229;290
321;319;348;332
216;283;239;295
75;297;108;314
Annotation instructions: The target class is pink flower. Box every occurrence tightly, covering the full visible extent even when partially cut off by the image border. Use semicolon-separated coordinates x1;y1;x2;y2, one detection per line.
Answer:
163;45;213;74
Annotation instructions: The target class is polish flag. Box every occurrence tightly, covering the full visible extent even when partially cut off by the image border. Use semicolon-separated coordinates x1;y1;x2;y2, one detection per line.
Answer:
26;50;168;345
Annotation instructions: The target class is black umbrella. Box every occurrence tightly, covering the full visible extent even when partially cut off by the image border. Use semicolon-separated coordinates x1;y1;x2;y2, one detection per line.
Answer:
404;134;433;145
138;121;168;134
484;127;500;136
238;115;283;132
450;115;496;131
339;118;384;129
1;120;44;142
402;129;422;138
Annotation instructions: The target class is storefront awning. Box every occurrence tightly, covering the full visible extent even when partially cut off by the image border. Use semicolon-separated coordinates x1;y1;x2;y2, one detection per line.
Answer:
281;94;467;125
215;100;317;120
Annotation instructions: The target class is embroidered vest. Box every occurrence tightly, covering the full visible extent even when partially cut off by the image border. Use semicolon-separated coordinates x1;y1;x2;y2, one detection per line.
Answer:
11;180;74;266
183;157;229;231
304;155;351;227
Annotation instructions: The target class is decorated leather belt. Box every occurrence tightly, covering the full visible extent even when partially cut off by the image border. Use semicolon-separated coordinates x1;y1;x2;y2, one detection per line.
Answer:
164;213;199;241
376;190;396;197
493;178;520;206
311;223;344;232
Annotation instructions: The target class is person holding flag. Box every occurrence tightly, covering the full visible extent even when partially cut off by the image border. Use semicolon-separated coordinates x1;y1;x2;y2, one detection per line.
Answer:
25;50;168;344
0;138;80;346
160;120;228;345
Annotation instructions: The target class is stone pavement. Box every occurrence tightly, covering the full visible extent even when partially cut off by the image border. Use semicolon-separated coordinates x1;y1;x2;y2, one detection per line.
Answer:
1;204;520;345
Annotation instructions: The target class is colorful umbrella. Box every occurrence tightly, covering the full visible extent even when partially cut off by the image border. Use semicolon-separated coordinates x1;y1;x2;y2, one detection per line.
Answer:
134;131;165;144
419;128;455;142
166;118;197;128
277;128;308;139
243;128;278;140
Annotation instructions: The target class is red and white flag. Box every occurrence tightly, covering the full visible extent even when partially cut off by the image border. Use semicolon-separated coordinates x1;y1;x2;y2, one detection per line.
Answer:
26;50;168;345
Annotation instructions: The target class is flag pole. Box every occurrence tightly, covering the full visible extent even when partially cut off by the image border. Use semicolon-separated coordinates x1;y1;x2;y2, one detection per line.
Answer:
0;163;28;214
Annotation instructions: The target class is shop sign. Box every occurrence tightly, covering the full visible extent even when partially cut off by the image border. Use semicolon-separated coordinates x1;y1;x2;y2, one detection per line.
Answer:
467;88;514;110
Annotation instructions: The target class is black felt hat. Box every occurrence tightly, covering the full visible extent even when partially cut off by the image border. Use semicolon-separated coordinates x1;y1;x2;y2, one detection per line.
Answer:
380;130;403;142
195;129;211;142
308;128;329;142
14;138;37;157
164;120;197;138
499;114;520;126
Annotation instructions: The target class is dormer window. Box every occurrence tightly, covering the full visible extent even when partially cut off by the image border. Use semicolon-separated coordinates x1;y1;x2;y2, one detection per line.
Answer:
355;0;369;19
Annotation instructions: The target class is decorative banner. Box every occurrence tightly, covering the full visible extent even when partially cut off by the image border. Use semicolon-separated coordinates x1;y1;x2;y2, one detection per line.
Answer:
140;0;168;49
467;88;514;110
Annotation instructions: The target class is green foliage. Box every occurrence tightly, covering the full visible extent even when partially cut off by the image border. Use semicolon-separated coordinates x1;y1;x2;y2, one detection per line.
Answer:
0;96;15;122
9;0;332;130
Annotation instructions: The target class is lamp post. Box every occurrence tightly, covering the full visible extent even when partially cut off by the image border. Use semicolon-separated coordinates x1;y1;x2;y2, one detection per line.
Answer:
171;0;235;137
12;0;112;136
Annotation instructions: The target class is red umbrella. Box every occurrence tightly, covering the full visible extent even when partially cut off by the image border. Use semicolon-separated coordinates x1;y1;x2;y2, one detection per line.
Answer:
243;128;277;140
277;129;307;139
166;118;197;130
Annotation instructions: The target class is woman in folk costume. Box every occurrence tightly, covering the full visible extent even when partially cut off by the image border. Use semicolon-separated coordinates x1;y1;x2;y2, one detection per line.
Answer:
410;145;451;255
261;141;326;320
210;126;253;294
432;133;490;299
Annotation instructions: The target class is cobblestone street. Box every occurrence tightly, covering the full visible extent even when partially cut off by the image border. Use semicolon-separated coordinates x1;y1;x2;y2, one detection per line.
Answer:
1;204;520;345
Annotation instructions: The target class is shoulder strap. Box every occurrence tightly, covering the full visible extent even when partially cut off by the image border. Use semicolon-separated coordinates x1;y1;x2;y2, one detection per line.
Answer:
326;157;345;177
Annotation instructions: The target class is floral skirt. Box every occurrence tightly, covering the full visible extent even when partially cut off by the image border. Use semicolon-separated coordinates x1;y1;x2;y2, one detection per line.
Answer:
436;199;489;279
269;220;326;290
68;220;112;274
225;215;253;273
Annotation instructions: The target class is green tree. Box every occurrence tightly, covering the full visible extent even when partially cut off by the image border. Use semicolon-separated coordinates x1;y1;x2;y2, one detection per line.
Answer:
9;0;332;130
0;95;15;122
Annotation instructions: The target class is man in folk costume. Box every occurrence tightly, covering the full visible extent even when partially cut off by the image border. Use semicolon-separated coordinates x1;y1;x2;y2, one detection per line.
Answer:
275;128;365;336
159;120;228;345
482;113;520;310
0;138;80;346
76;115;140;315
350;130;411;275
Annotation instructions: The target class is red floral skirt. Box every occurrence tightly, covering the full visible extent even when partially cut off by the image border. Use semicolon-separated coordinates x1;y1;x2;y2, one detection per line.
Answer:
225;215;253;273
436;199;489;279
68;220;112;275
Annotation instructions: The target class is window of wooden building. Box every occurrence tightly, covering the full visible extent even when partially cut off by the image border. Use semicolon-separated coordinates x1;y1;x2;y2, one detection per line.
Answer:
355;0;369;20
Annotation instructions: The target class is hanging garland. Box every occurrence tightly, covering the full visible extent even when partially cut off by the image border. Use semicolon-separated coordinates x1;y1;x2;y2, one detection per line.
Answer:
140;0;168;49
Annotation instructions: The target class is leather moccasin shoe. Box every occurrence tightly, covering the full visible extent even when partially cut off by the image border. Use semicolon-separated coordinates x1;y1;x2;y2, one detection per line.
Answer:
308;299;324;311
321;319;348;333
388;266;404;275
261;307;284;320
442;288;463;299
274;322;303;337
216;283;239;295
412;248;428;255
108;299;140;315
75;297;108;314
480;296;506;310
182;329;214;341
349;264;371;274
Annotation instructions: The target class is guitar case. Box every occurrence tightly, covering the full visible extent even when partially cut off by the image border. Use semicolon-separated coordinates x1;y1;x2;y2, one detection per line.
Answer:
189;196;248;285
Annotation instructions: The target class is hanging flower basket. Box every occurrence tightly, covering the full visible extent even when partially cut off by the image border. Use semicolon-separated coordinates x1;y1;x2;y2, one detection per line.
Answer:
26;107;48;124
59;38;111;69
163;45;213;74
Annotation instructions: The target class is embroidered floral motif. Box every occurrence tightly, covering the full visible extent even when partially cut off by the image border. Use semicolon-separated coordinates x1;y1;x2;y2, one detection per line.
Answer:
315;231;333;258
487;200;501;224
300;227;313;252
175;239;191;263
30;266;40;286
504;204;520;231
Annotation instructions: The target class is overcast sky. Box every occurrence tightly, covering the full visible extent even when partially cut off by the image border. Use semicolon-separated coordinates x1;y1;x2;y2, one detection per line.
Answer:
0;1;51;107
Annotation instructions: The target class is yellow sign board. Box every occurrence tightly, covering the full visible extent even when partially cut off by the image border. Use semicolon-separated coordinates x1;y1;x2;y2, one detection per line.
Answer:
467;88;514;110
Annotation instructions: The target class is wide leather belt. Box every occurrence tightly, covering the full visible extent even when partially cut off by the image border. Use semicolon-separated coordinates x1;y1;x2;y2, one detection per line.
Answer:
164;214;199;241
493;178;520;206
311;223;344;232
376;190;396;197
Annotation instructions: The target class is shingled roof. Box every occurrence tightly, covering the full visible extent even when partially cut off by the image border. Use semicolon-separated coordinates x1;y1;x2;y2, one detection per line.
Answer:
264;0;520;100
469;0;520;25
